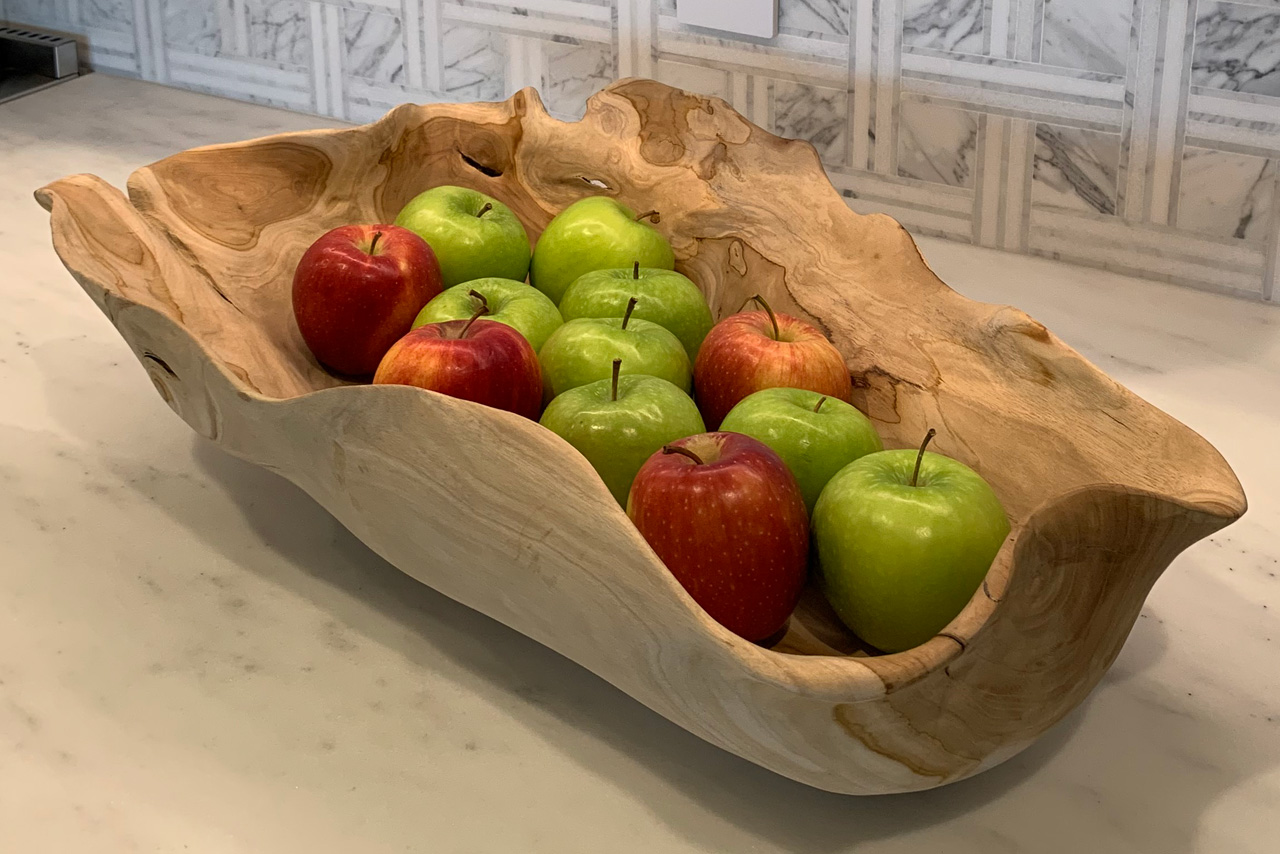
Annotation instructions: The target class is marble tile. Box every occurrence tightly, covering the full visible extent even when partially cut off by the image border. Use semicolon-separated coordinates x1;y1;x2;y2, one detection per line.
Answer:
773;80;849;165
779;0;850;38
655;58;731;101
1177;146;1275;242
543;40;615;120
902;0;985;55
1032;123;1120;215
898;98;978;187
4;0;65;28
80;0;132;33
164;0;230;55
1041;0;1133;76
343;7;404;85
442;25;503;102
246;0;310;68
1193;2;1280;97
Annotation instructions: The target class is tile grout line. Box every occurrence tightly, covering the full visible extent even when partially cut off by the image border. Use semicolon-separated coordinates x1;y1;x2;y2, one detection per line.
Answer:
1147;0;1192;226
130;0;151;79
1163;0;1200;228
309;1;329;116
231;0;249;57
849;0;874;172
402;0;424;90
1125;0;1162;224
873;0;903;176
423;0;441;93
617;0;635;78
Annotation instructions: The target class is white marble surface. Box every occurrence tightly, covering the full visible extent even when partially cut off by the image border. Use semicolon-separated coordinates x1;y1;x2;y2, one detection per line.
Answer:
2;74;1279;853
6;0;1280;299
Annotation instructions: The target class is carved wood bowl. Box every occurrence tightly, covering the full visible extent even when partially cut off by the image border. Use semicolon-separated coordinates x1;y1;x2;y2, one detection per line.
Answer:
38;79;1246;794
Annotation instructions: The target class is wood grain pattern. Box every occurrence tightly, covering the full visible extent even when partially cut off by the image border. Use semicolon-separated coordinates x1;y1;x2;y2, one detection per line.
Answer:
37;80;1247;794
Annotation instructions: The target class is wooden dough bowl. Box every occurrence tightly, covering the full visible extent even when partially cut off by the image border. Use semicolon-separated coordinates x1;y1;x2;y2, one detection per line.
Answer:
38;79;1246;795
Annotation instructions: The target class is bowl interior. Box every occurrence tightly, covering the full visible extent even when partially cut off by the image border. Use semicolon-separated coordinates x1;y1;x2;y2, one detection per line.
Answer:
110;87;1243;661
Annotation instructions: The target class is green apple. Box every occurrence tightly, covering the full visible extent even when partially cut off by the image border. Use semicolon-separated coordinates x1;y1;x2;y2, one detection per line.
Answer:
412;277;562;352
394;186;531;288
538;298;691;399
541;359;706;506
559;264;713;361
530;196;676;305
812;430;1010;653
720;387;883;513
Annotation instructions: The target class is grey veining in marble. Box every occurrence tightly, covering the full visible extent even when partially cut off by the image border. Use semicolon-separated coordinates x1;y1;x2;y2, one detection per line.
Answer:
1034;124;1116;215
442;26;503;102
898;98;978;186
163;0;227;55
1193;1;1280;97
774;80;848;162
1033;123;1120;215
779;0;850;38
247;0;310;67
80;0;132;32
343;8;404;85
1041;0;1132;75
4;75;1279;853
1177;146;1276;242
543;41;616;120
902;0;985;55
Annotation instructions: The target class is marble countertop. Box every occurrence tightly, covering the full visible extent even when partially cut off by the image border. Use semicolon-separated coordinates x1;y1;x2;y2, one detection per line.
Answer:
2;73;1277;853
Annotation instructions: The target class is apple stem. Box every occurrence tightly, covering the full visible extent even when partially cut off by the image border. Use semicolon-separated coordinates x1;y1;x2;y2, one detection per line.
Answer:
459;295;490;338
633;261;640;280
814;396;828;413
476;202;493;218
621;296;639;331
663;445;704;465
636;210;661;223
611;358;622;402
369;231;383;254
910;428;937;487
743;293;780;341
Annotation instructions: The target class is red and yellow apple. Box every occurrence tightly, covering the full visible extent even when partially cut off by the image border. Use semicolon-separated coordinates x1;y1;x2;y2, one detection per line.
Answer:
292;224;442;375
373;310;543;419
693;295;853;429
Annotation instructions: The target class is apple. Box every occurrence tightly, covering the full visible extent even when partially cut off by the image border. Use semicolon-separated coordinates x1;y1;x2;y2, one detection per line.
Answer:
541;358;705;506
412;277;563;352
530;196;676;305
812;429;1011;653
559;262;714;361
372;305;542;419
394;186;530;288
538;297;691;400
719;387;883;514
693;294;853;429
627;432;809;642
292;224;442;376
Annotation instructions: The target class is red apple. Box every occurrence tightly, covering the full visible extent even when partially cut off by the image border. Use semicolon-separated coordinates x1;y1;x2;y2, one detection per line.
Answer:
693;294;853;429
627;432;809;641
373;311;543;419
293;224;443;375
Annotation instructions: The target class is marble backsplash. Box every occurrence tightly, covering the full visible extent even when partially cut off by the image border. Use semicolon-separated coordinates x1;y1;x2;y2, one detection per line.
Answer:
5;0;1278;301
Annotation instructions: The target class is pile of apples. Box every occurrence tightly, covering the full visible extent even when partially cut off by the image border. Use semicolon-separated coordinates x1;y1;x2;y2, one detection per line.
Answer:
292;186;1011;653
